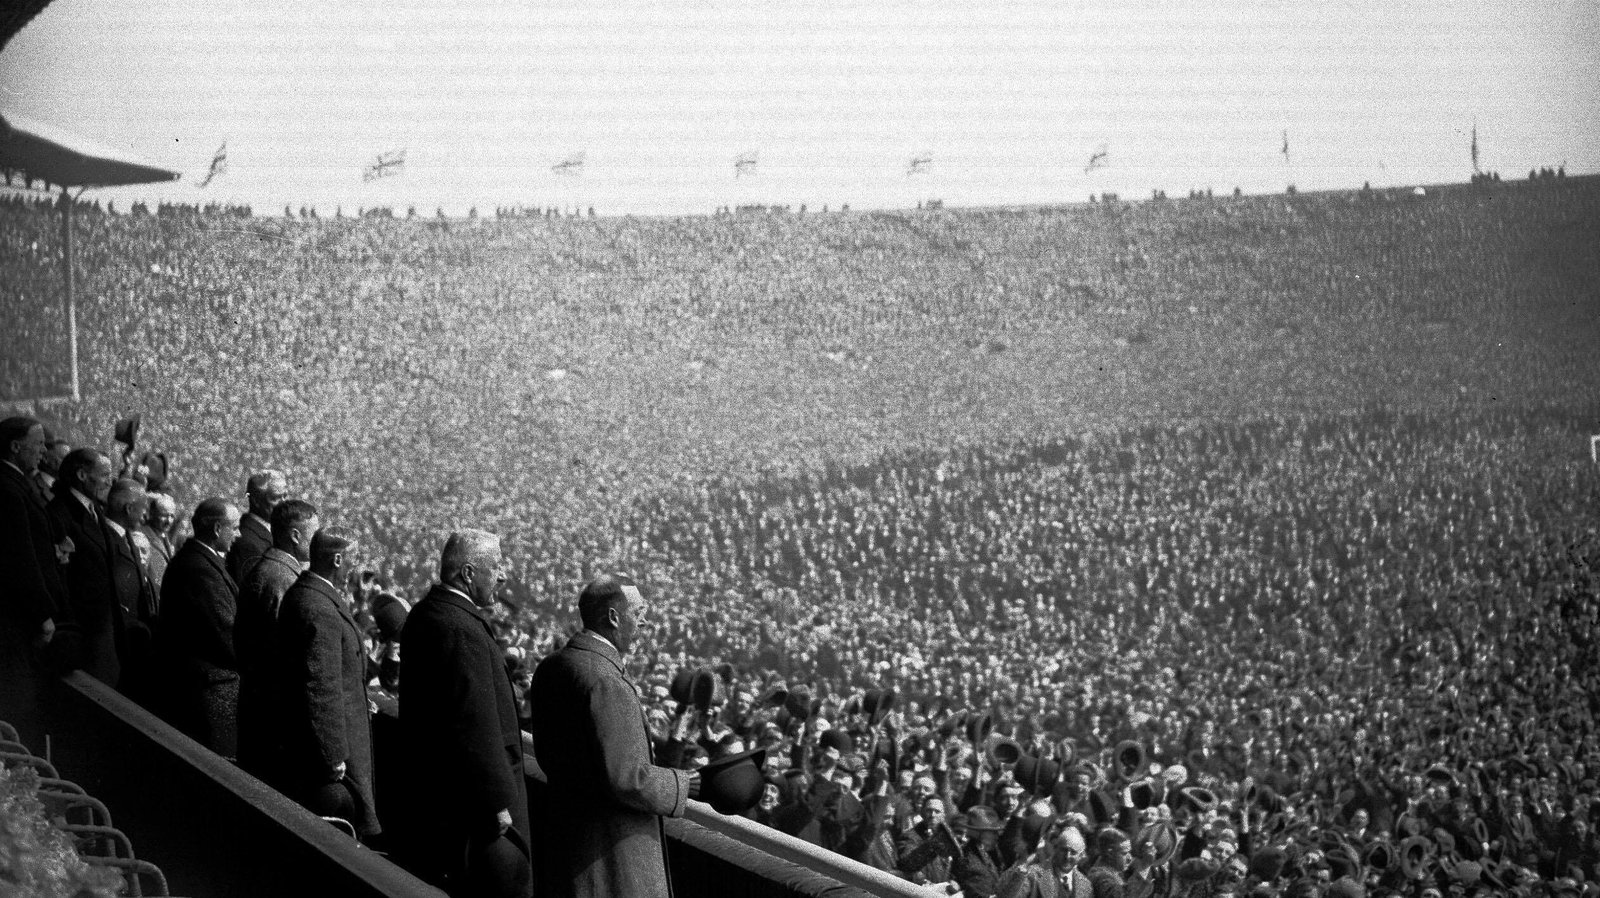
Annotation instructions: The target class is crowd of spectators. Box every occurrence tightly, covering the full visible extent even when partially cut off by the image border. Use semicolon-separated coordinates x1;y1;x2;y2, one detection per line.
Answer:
2;176;1598;896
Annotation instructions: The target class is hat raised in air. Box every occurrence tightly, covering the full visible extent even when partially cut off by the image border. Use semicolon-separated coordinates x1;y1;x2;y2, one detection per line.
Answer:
699;747;770;815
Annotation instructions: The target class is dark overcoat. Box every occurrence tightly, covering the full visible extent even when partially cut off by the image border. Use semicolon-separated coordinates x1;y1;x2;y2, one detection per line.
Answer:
272;571;379;836
236;547;302;779
225;511;272;585
0;461;68;747
108;523;158;701
397;585;531;885
530;630;689;898
46;491;124;686
158;539;240;756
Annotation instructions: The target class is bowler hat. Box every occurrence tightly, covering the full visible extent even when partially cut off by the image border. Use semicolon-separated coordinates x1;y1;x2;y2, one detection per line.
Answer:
1134;821;1179;867
863;688;897;726
308;779;357;823
1114;741;1145;779
784;686;814;721
1129;778;1165;810
964;806;1004;832
758;681;789;708
371;593;409;642
1362;840;1393;872
690;668;719;711
987;737;1023;767
1398;835;1433;878
820;729;854;755
1014;754;1060;795
699;747;770;815
670;669;696;706
966;712;993;745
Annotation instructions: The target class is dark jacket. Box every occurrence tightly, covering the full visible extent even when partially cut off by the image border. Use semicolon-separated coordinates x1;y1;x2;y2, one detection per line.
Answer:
0;461;66;631
954;841;1007;898
272;571;379;836
108;521;158;699
46;490;124;686
158;539;240;756
531;630;690;898
140;523;175;594
398;585;531;889
225;512;272;585
236;547;303;779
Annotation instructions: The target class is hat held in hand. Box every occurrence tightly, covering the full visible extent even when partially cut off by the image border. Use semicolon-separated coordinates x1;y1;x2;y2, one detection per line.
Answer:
699;747;770;815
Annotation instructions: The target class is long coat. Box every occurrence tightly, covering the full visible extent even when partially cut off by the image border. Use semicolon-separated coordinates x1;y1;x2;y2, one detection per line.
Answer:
0;461;68;748
108;522;159;702
236;547;303;779
225;511;271;585
272;571;379;836
398;585;531;886
46;491;124;686
530;630;690;898
158;539;240;757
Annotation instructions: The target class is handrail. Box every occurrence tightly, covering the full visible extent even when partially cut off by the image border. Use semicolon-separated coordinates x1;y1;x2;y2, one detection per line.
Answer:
518;730;928;898
680;802;931;898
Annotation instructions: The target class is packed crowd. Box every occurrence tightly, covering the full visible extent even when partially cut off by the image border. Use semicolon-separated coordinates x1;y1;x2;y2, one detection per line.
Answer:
3;177;1598;897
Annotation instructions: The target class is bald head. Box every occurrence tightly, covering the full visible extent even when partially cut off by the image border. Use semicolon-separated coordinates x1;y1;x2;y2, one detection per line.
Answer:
107;478;148;529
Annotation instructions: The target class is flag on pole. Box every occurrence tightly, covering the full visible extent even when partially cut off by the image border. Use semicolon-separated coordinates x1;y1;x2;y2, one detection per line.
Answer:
1281;130;1290;164
734;150;758;178
552;151;586;175
198;142;227;188
1471;122;1480;174
363;149;406;182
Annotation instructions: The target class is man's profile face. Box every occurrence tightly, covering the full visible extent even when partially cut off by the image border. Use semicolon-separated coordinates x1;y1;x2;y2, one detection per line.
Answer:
467;543;507;608
293;515;322;561
12;425;45;471
42;439;67;474
216;505;243;553
83;455;114;503
613;589;646;654
253;475;288;516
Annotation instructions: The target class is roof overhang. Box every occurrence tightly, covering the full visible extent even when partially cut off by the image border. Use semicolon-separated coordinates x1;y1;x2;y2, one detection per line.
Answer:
0;111;181;189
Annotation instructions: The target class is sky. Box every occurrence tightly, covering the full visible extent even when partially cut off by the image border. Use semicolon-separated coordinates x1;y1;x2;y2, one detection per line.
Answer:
1;0;1597;216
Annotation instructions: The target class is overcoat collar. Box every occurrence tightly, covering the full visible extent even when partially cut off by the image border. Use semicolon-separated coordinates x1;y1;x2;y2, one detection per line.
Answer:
565;629;627;680
294;570;359;635
182;537;237;594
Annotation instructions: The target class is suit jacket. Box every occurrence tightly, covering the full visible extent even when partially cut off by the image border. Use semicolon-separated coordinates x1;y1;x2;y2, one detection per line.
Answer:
29;470;54;511
236;547;303;778
398;585;531;884
272;571;379;836
225;512;272;585
0;462;66;631
531;629;690;898
998;864;1094;898
46;490;124;686
108;522;159;701
158;539;240;755
954;841;1007;898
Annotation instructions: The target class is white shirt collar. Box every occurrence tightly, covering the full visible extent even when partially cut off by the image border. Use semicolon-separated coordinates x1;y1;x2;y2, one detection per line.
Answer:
195;540;224;560
72;488;96;513
1;459;23;476
106;519;127;538
583;629;618;652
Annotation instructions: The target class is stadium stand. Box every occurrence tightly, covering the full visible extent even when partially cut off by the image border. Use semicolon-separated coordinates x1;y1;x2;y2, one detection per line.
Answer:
3;175;1598;895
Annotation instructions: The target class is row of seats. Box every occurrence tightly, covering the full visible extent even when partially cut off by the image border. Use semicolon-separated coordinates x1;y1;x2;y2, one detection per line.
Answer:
0;718;179;897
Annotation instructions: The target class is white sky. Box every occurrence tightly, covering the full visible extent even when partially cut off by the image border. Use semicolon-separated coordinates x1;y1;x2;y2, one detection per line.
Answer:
2;0;1597;215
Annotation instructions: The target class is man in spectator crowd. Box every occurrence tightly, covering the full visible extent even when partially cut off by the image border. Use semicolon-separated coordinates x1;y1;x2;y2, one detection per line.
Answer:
398;529;531;898
953;805;1008;898
159;497;242;757
236;498;319;780
531;575;696;898
0;417;65;747
46;448;123;686
141;492;177;591
271;526;380;841
226;469;286;583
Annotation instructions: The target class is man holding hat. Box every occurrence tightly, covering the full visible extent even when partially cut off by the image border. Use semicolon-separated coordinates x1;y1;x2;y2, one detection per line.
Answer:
531;575;697;898
953;805;1008;898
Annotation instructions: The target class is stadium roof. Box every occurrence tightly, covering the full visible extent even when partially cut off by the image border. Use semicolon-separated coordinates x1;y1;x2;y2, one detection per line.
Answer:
1;0;54;53
0;111;180;189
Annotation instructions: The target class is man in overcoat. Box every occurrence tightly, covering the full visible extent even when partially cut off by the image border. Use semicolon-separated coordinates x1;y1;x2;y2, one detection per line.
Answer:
46;448;124;686
397;529;531;898
271;526;379;839
158;498;242;757
226;469;285;583
530;575;698;898
0;416;67;747
236;498;318;781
